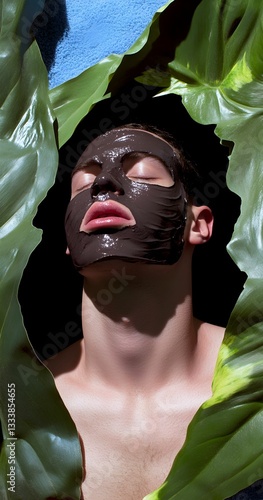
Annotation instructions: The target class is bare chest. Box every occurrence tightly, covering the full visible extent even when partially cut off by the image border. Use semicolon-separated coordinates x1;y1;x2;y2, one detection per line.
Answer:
69;392;204;500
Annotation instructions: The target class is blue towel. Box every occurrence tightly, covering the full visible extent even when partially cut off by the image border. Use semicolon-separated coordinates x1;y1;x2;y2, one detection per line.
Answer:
35;0;166;89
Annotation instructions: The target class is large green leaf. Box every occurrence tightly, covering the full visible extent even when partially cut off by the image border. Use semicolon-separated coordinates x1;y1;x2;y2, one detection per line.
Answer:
49;0;174;148
47;0;263;498
137;0;263;498
0;1;82;498
3;0;263;498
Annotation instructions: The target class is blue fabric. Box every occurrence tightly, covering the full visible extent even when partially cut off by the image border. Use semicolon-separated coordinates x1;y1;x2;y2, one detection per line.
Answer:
36;0;166;88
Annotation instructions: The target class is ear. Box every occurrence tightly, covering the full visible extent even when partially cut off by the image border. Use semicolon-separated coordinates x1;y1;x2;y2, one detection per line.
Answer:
186;205;213;245
66;246;70;255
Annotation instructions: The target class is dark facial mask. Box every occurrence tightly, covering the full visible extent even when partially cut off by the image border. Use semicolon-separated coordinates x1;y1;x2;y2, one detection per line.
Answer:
65;128;187;270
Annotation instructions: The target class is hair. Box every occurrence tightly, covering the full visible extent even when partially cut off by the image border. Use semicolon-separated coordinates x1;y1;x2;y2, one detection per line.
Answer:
117;122;203;205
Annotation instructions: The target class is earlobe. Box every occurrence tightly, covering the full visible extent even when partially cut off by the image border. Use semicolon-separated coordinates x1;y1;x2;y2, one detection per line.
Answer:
187;205;214;245
66;247;70;255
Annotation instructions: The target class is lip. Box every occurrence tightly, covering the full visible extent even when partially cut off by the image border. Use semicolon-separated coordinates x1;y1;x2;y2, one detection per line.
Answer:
80;200;136;233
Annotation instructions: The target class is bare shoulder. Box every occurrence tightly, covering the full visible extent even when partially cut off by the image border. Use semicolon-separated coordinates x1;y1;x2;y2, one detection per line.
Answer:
196;318;226;356
194;317;225;339
193;318;225;380
43;338;84;380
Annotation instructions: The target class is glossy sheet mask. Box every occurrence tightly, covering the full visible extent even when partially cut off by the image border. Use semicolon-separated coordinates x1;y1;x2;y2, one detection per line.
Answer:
65;128;187;270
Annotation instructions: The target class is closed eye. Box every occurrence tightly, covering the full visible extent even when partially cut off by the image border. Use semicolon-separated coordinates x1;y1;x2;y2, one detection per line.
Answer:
71;161;101;197
122;153;174;187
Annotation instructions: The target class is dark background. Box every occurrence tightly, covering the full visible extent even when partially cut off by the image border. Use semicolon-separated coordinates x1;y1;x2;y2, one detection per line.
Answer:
18;84;246;360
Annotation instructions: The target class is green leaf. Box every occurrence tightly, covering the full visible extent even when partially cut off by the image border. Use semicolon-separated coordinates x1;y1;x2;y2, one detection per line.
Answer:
49;0;263;497
137;0;263;498
49;0;174;148
3;0;262;497
0;1;82;498
49;54;121;148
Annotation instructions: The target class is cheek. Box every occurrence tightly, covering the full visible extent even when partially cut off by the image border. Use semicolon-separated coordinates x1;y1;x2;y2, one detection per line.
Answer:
126;183;185;227
182;209;192;235
65;191;93;233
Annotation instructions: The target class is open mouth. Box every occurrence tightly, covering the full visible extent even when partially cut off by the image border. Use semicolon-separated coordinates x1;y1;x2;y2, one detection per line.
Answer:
80;200;136;233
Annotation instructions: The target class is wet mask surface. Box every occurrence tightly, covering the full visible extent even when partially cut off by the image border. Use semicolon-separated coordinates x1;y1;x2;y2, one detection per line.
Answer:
65;128;187;270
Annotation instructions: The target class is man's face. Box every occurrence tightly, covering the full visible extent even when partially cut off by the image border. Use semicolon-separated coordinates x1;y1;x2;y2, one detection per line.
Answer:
64;128;187;271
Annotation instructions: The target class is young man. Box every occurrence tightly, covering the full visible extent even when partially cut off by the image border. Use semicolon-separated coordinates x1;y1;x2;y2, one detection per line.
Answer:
45;123;225;499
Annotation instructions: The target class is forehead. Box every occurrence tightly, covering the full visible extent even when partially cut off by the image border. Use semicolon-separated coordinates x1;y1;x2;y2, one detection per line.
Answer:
73;128;178;173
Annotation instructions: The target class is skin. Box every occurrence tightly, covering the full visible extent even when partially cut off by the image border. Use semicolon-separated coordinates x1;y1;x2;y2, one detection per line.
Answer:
64;128;188;268
45;129;225;500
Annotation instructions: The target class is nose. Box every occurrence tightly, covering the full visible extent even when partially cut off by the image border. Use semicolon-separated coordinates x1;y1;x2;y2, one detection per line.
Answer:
90;172;124;199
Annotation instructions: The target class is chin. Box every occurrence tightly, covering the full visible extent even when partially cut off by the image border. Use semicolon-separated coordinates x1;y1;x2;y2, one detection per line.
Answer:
79;257;179;280
79;257;133;275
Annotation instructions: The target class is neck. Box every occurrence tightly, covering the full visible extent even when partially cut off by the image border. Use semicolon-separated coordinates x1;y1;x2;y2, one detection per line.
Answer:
80;254;197;393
